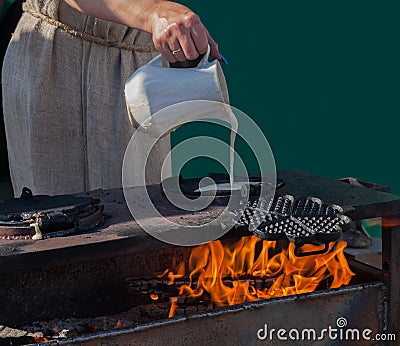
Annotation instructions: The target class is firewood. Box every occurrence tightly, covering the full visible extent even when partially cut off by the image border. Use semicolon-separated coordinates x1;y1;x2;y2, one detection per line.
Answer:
126;276;276;295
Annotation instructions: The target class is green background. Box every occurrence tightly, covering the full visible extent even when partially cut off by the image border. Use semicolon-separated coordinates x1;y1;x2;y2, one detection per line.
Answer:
172;1;400;194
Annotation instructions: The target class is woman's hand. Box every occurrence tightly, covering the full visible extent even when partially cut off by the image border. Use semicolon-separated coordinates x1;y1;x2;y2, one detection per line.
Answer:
64;0;220;62
150;2;221;63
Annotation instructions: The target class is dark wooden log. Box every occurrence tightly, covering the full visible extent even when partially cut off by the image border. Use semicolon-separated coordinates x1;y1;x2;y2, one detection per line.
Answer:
126;276;276;294
125;276;277;308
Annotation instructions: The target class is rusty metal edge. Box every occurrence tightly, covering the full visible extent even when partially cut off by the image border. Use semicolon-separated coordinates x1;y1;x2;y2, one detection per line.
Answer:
382;218;400;335
35;281;385;346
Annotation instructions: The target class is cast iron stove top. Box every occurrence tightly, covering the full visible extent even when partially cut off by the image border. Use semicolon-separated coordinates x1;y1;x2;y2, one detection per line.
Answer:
0;188;104;240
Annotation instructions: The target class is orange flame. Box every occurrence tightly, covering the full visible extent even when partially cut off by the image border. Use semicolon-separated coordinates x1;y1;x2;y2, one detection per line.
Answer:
160;236;354;316
34;336;49;342
169;297;178;318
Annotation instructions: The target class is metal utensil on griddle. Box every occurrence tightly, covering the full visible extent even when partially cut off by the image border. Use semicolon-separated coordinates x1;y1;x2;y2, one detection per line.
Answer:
0;188;103;240
236;195;351;257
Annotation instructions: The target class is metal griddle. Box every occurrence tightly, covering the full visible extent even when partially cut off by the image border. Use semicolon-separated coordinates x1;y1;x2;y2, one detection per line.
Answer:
161;174;351;255
0;188;103;239
236;195;351;256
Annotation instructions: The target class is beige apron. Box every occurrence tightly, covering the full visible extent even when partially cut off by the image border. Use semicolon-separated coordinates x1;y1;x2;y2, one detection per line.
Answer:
2;0;170;196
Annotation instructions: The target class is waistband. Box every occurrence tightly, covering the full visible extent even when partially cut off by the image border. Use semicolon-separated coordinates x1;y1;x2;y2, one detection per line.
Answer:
23;0;156;52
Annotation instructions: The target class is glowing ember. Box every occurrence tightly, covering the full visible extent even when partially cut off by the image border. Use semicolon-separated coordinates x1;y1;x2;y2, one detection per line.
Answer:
150;293;159;300
157;236;354;317
34;336;49;342
381;217;400;227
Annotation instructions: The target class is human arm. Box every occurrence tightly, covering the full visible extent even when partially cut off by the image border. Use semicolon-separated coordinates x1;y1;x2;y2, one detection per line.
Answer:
64;0;221;63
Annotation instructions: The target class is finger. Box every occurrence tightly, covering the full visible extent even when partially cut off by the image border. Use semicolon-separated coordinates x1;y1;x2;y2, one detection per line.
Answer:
154;37;178;63
206;31;221;61
163;42;179;63
190;22;209;54
177;25;200;60
168;40;186;62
